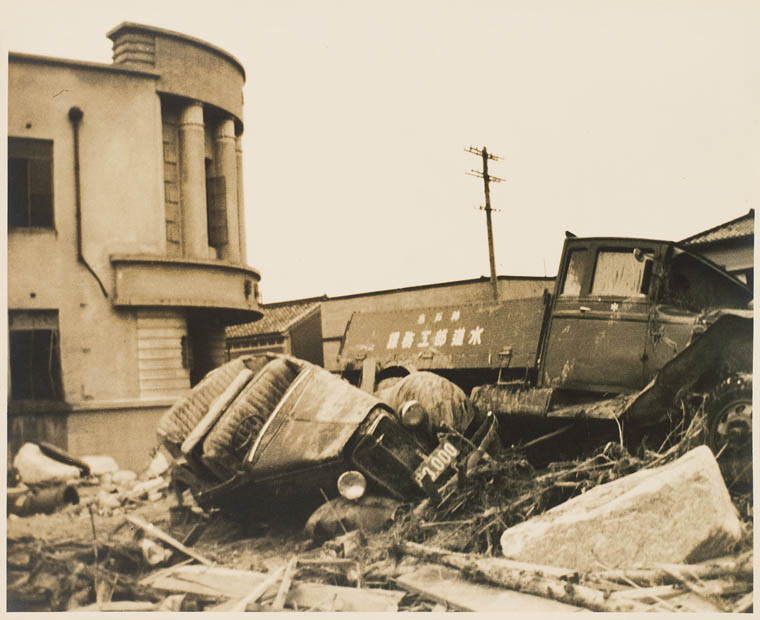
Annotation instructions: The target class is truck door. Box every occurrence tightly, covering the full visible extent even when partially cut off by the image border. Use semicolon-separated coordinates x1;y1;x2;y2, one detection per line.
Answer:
642;246;753;380
541;240;658;393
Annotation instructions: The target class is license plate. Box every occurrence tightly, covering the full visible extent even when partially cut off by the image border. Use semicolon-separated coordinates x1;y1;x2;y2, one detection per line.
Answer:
413;441;459;486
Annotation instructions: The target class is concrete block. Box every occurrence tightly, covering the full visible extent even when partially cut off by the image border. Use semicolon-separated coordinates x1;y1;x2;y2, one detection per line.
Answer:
500;446;741;571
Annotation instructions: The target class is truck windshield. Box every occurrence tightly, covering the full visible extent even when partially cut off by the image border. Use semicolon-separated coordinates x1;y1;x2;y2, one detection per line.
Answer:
590;249;649;297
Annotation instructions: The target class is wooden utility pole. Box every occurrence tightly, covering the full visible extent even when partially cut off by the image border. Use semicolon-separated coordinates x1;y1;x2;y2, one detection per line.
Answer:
466;146;504;301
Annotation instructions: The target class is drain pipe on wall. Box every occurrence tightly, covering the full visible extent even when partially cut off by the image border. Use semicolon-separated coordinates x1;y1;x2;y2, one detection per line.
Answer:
68;107;108;298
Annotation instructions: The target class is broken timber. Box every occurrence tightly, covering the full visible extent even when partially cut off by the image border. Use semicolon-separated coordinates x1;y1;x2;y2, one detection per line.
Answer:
397;564;582;611
401;541;644;612
141;564;403;611
125;515;212;567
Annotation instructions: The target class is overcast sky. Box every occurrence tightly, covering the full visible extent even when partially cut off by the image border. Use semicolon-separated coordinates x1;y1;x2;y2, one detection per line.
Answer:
4;1;759;302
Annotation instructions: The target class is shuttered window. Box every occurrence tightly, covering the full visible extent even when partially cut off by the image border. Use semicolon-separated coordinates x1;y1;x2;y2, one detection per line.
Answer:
137;311;191;399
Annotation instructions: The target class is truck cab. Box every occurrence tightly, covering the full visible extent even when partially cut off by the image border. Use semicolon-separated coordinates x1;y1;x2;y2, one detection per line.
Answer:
539;237;752;395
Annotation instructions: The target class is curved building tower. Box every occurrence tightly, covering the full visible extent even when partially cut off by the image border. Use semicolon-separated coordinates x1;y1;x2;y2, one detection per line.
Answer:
8;23;262;469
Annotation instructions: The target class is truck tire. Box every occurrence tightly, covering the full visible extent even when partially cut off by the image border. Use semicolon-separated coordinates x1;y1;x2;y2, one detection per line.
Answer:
705;373;752;490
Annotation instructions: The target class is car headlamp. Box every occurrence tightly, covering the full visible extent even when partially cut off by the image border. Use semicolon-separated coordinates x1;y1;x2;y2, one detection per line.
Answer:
399;400;426;428
337;470;367;501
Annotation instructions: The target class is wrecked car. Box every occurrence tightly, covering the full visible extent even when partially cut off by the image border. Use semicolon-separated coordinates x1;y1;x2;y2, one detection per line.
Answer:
157;354;483;518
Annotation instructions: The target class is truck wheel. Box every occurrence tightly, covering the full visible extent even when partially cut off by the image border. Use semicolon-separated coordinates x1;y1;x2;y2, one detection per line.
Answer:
705;373;752;490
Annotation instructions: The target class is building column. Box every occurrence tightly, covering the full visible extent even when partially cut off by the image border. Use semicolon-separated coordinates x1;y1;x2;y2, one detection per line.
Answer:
236;135;247;264
178;102;208;258
214;118;240;263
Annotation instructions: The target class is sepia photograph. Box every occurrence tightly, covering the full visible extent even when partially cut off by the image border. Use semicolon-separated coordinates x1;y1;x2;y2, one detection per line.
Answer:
4;0;757;612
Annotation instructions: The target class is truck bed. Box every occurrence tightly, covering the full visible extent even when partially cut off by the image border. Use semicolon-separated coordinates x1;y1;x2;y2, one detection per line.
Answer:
338;297;548;374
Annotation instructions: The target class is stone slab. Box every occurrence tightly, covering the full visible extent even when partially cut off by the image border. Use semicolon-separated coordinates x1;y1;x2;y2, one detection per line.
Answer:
500;446;741;571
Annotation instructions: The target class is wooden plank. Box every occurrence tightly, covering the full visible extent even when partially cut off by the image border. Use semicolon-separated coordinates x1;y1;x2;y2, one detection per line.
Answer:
141;566;259;598
231;566;285;612
592;551;753;585
396;564;582;612
126;516;213;567
609;584;683;601
732;592;754;613
74;601;158;612
666;591;725;613
272;558;298;610
285;582;402;612
142;565;403;612
401;542;642;612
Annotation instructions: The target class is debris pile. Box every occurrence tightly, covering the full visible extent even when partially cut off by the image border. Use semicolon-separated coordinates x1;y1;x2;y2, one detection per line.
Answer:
6;372;753;612
390;400;752;555
6;537;161;612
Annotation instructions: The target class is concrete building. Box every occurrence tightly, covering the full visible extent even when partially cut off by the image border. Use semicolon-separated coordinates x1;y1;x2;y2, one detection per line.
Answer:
228;275;555;373
8;23;261;470
681;209;754;288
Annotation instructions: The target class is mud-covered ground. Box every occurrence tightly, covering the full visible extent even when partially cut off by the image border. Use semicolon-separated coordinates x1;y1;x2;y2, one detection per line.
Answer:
6;482;316;612
7;435;754;613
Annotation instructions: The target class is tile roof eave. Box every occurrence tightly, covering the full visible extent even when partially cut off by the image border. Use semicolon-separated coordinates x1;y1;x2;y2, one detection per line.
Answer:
680;209;755;245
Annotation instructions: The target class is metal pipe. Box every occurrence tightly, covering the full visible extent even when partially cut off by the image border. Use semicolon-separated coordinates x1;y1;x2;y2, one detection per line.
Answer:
68;106;108;298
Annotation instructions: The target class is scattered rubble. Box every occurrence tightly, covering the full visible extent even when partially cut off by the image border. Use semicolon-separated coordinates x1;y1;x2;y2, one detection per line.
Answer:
6;359;753;612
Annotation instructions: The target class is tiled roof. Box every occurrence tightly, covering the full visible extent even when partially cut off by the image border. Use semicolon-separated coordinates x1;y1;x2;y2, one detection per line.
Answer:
226;300;321;339
681;209;754;246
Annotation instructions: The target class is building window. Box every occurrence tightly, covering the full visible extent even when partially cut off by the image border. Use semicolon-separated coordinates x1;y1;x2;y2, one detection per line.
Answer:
8;137;54;229
206;175;228;249
8;310;63;401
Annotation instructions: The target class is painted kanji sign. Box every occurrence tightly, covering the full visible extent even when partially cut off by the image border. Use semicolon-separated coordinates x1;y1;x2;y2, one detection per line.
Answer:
339;297;548;372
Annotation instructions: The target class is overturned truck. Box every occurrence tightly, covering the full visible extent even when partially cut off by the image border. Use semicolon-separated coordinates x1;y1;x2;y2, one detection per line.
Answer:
339;235;753;484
